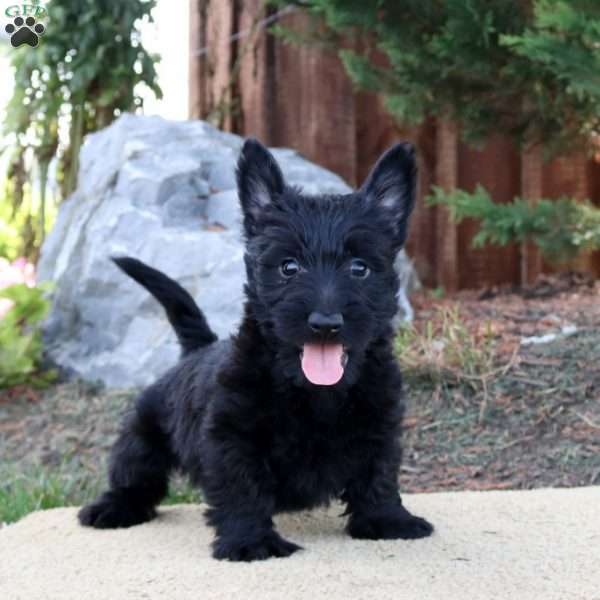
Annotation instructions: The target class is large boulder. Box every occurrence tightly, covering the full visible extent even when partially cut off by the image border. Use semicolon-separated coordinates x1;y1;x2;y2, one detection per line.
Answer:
39;114;417;388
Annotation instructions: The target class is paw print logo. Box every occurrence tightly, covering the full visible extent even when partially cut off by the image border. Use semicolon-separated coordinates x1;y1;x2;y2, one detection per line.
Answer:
5;16;45;48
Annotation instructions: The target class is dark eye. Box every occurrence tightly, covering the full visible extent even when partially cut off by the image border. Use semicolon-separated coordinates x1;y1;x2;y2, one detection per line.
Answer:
280;259;300;277
350;258;370;279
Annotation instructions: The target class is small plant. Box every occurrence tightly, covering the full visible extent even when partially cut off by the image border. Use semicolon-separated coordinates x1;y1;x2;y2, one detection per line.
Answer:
0;259;54;388
427;185;600;264
0;466;201;524
396;307;498;383
0;467;101;525
429;287;445;300
0;202;24;261
0;178;59;262
395;307;516;421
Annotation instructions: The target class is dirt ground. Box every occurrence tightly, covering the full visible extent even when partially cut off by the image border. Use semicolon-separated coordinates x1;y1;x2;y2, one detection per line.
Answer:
402;273;600;492
1;273;599;496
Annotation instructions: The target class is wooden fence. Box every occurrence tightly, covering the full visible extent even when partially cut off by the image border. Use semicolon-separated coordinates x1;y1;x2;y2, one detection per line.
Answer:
189;1;600;290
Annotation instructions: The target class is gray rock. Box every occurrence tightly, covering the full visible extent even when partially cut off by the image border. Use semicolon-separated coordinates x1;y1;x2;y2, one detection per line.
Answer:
39;114;418;388
205;190;240;230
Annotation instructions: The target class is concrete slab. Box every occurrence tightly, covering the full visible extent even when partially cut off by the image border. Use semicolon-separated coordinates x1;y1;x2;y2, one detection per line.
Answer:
1;487;598;600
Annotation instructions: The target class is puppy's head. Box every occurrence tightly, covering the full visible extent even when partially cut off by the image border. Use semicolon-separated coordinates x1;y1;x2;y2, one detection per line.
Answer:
237;139;416;387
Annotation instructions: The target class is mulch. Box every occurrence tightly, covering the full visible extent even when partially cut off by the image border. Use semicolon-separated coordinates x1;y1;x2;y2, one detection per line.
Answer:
400;272;600;493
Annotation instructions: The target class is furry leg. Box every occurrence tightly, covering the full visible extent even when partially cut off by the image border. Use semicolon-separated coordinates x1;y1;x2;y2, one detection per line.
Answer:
343;441;433;540
202;425;302;561
79;388;174;528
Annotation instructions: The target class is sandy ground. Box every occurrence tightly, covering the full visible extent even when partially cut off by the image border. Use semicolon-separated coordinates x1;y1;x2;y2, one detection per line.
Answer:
0;487;599;600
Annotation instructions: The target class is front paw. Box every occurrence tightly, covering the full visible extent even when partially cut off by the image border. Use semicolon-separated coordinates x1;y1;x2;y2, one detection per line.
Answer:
78;491;156;529
348;507;434;540
212;530;302;562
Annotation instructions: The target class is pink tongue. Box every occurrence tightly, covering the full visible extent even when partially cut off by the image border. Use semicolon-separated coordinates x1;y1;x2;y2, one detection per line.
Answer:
301;343;345;386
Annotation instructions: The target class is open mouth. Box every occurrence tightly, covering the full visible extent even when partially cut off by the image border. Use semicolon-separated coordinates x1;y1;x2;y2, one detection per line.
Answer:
300;343;348;386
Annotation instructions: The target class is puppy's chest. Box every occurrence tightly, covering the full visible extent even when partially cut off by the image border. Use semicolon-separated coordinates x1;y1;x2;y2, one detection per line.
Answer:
267;411;365;510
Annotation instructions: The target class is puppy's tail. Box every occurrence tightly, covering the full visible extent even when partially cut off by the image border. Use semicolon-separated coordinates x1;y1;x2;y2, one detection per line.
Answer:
112;256;218;355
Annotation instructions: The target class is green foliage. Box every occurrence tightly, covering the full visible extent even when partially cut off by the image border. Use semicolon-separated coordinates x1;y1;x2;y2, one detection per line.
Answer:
161;477;201;506
0;284;55;388
0;178;57;260
281;0;600;154
0;211;22;261
0;466;201;524
427;185;600;264
429;287;446;301
3;0;161;259
0;467;102;524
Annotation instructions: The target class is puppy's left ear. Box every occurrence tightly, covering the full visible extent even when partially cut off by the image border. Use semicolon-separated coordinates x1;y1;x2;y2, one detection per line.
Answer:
237;138;286;236
361;142;417;248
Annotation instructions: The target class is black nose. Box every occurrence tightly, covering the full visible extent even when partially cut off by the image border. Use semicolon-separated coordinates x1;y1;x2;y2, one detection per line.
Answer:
308;312;344;335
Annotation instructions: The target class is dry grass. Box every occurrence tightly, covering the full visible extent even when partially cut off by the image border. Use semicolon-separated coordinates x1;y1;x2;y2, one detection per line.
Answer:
396;306;507;380
396;307;518;421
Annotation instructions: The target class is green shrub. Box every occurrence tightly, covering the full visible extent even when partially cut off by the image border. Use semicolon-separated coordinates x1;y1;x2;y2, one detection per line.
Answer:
279;0;600;154
0;217;21;262
0;179;58;261
0;466;200;524
427;185;600;264
0;467;101;524
0;284;55;388
3;0;162;261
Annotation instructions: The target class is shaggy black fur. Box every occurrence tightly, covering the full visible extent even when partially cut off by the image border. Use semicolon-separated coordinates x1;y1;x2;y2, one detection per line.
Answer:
78;139;433;561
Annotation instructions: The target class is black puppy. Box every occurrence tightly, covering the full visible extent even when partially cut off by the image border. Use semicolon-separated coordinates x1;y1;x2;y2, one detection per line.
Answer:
79;139;433;561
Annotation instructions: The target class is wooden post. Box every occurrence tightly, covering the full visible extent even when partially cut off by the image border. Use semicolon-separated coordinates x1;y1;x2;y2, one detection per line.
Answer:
434;120;459;291
188;0;238;128
568;155;591;274
520;145;543;285
549;153;591;274
189;0;206;119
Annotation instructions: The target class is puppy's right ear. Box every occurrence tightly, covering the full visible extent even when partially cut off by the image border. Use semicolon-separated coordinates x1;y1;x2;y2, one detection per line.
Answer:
360;142;417;249
236;138;285;236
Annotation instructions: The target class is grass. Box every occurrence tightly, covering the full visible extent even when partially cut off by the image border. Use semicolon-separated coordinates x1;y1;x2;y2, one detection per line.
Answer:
0;468;99;524
396;306;517;423
397;308;600;492
0;467;201;525
396;306;514;383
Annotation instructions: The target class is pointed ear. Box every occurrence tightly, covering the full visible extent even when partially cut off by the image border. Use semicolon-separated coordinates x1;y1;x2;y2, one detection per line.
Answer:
236;138;285;236
361;142;417;247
